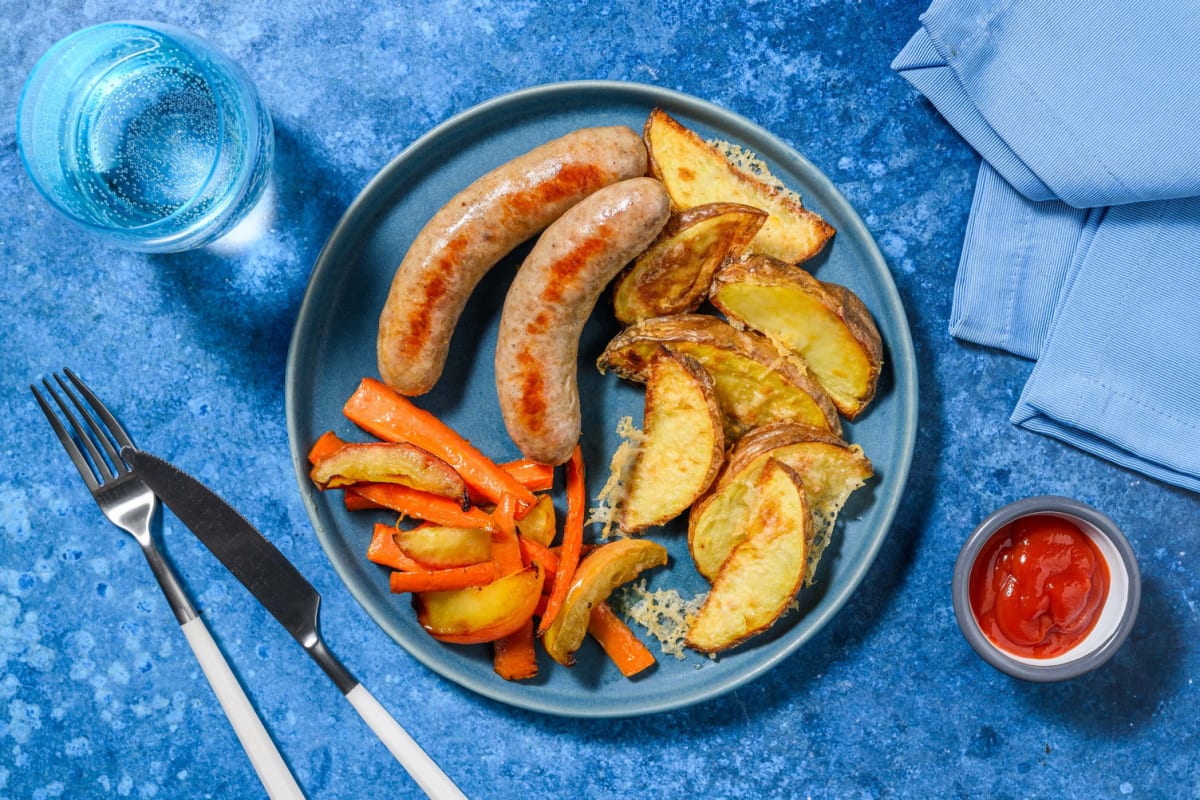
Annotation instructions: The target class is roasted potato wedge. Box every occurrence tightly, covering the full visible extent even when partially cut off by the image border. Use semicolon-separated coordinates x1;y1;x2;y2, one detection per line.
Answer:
598;313;841;439
542;538;669;666
689;422;873;583
309;441;468;504
711;255;884;419
644;108;835;264
394;526;493;569
515;493;556;547
685;459;810;653
414;564;544;645
611;203;767;324
619;348;724;533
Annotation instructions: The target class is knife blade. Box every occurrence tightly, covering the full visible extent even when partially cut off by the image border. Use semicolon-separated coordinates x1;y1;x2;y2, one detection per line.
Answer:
125;447;467;800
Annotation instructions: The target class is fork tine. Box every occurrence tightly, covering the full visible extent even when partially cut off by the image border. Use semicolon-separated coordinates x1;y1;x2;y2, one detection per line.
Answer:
65;368;137;451
54;371;127;479
47;374;120;482
31;380;101;492
62;369;136;474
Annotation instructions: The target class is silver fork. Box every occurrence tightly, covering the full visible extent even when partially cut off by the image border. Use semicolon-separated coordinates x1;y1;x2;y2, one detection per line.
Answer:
33;369;306;800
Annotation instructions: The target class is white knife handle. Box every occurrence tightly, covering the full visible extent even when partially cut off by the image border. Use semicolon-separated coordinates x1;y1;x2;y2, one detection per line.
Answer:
345;683;467;799
181;616;306;800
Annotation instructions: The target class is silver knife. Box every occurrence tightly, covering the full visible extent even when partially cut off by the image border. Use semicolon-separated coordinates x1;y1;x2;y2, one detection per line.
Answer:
124;447;467;800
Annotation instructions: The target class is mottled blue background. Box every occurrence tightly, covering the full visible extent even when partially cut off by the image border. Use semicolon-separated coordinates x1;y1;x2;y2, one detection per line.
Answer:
3;1;1198;798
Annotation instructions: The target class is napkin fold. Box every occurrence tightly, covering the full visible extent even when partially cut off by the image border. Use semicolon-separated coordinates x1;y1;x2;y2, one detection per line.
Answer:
893;0;1200;209
893;0;1200;492
949;163;1091;360
1014;198;1200;493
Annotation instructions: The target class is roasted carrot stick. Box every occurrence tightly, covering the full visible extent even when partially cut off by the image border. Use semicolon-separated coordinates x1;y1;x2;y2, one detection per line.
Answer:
366;523;424;571
352;483;494;529
489;493;524;575
344;489;387;511
537;444;585;636
493;619;539;681
499;458;555;492
388;562;498;593
588;602;656;678
307;430;347;465
490;492;539;680
518;536;560;574
343;378;535;508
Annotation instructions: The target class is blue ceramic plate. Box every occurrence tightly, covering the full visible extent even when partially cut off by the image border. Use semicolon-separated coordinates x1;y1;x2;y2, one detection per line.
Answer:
286;81;917;717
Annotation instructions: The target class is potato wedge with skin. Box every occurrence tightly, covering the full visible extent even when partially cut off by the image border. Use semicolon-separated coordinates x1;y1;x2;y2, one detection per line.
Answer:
685;459;811;653
689;422;872;583
644;108;835;264
542;538;669;666
611;203;767;324
414;564;543;645
310;441;468;504
394;526;493;569
619;348;724;533
598;313;841;439
711;255;884;419
515;493;556;547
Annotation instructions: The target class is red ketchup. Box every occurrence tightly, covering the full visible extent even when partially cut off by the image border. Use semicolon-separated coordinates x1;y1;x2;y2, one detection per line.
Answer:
969;514;1110;658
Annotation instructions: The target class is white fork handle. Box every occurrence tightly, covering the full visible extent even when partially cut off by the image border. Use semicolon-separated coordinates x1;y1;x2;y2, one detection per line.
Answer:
181;617;306;799
345;683;467;799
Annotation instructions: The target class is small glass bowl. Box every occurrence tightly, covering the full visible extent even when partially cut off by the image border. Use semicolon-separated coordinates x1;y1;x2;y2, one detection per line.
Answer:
952;496;1140;682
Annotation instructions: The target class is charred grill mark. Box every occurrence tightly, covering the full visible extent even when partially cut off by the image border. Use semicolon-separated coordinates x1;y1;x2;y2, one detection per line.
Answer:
515;350;547;433
506;162;608;219
526;309;552;336
539;232;608;305
404;248;459;346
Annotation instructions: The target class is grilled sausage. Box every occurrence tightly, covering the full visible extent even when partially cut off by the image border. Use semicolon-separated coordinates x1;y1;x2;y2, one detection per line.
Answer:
495;177;671;464
377;126;649;395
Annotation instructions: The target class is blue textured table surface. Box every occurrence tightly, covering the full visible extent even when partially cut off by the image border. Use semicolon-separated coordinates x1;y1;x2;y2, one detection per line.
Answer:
4;2;1199;798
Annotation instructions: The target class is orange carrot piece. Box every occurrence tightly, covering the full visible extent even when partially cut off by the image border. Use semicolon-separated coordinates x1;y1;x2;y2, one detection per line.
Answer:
490;493;539;679
588;602;656;678
537;444;585;636
344;489;387;511
489;494;524;574
518;536;560;574
308;431;347;465
343;378;535;508
548;542;597;559
500;458;555;493
538;541;594;599
367;523;423;571
493;620;539;681
352;484;494;529
388;562;498;593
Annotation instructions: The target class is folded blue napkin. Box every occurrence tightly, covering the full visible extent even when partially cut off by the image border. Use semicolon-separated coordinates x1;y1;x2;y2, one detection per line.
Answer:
949;163;1092;360
893;0;1200;493
893;0;1200;209
1013;198;1200;492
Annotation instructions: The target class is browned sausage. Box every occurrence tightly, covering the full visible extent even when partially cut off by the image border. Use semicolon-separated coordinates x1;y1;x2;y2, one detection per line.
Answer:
377;126;648;395
495;177;671;464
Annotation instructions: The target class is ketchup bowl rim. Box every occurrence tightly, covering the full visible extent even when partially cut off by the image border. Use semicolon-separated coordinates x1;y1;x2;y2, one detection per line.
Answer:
952;496;1141;682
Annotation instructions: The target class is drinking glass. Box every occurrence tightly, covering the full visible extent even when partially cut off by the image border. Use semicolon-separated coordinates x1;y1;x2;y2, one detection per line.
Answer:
17;21;274;253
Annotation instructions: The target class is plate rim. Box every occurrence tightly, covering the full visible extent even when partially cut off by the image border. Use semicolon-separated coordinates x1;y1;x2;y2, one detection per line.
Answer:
285;79;918;717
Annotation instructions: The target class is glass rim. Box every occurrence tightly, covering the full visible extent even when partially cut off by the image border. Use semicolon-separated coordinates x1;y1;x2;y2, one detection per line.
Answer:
16;20;270;248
